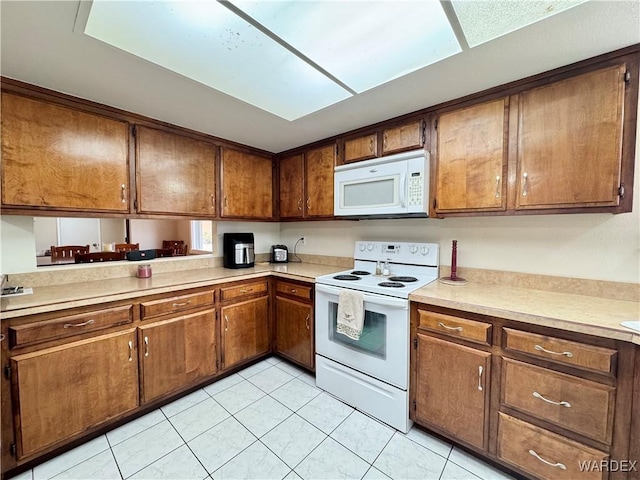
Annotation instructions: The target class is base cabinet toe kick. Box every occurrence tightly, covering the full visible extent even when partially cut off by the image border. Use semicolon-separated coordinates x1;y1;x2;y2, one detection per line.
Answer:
410;303;640;480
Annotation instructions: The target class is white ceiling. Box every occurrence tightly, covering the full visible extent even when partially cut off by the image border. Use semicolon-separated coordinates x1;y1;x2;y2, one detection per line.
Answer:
1;1;639;153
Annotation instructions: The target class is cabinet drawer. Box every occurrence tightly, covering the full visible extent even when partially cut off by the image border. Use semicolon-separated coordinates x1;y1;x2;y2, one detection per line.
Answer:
9;305;133;348
141;291;214;319
502;358;615;444
497;413;608;480
220;281;268;301
418;310;491;345
503;328;617;375
275;281;312;301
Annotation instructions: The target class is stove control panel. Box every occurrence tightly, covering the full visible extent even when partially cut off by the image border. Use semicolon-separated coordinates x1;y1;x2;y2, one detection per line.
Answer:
354;241;439;266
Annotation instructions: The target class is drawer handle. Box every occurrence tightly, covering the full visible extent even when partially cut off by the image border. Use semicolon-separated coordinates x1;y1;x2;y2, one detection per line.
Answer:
63;319;95;328
533;391;571;408
534;344;574;358
478;366;483;391
290;289;297;293
305;314;310;330
121;184;126;203
225;315;229;332
297;198;303;211
172;300;192;307
239;289;252;294
528;449;567;470
0;334;5;342
522;172;529;196
128;340;133;362
438;321;463;332
144;336;149;357
495;175;501;198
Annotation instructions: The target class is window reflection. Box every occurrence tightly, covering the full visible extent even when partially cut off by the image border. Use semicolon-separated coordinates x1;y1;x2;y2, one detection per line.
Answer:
35;217;214;267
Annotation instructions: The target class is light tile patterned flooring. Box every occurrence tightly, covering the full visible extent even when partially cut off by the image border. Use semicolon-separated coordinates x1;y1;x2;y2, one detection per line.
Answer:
10;357;515;480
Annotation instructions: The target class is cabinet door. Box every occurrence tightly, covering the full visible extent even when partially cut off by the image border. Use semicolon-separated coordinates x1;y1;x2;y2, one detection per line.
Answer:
516;64;625;209
275;297;313;369
343;133;378;163
221;147;273;218
305;144;336;218
139;310;217;403
415;334;490;449
279;154;304;219
436;99;508;212
1;92;129;212
136;126;217;216
221;296;269;369
382;120;423;155
10;329;138;459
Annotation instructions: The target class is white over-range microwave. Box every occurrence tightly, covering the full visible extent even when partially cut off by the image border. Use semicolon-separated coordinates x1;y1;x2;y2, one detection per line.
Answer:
334;149;430;218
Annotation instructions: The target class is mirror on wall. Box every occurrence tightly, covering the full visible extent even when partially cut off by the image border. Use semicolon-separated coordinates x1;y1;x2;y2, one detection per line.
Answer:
34;217;214;267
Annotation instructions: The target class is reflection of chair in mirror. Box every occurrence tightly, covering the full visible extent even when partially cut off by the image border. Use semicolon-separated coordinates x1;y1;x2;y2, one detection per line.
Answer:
51;245;90;261
75;252;126;263
115;243;139;253
162;240;188;256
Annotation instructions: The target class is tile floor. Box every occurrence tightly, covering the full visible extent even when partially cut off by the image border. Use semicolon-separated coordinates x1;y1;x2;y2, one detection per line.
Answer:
9;357;515;480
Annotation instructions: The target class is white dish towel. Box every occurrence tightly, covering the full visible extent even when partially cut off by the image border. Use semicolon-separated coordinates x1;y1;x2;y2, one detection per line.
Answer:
337;289;365;340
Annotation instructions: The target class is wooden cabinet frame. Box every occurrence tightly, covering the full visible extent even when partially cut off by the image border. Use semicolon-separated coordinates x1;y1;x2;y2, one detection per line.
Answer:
410;303;639;480
430;52;639;217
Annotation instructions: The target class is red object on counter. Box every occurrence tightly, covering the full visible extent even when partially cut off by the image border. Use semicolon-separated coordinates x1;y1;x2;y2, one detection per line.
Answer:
450;240;458;280
137;264;152;278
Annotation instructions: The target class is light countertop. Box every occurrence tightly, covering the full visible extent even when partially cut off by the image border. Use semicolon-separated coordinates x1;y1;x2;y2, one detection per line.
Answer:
410;280;640;345
3;264;639;345
1;262;342;318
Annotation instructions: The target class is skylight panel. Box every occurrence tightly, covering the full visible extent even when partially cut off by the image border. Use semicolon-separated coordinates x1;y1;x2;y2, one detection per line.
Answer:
231;1;462;93
451;0;588;47
84;1;351;121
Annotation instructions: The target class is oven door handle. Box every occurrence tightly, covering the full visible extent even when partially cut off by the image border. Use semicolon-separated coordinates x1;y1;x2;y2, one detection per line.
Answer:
315;284;409;309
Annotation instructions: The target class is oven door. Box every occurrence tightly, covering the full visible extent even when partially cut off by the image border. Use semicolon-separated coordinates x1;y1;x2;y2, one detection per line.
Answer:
315;283;409;389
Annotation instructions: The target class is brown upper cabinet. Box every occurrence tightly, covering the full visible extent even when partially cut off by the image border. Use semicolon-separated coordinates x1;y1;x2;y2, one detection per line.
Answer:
220;147;274;219
515;64;626;210
279;143;336;219
135;126;217;217
340;118;425;165
433;59;636;216
435;98;508;213
1;92;130;213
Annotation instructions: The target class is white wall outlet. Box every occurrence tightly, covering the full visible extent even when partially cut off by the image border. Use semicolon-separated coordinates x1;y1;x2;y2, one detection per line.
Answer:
300;236;306;246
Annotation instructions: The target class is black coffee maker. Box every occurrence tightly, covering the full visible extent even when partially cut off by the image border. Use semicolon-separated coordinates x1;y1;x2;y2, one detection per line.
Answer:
223;233;255;268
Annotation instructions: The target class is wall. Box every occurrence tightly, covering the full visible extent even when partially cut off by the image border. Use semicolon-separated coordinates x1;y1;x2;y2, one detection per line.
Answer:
0;216;37;274
128;219;180;250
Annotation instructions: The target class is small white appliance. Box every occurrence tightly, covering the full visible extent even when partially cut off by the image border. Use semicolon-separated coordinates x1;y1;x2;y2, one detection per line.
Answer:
334;149;429;218
315;241;439;433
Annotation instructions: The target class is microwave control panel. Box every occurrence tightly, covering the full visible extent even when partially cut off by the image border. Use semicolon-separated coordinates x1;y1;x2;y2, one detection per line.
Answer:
408;171;423;206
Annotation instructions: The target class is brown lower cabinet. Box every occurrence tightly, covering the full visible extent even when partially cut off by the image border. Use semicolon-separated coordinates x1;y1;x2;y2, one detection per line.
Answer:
139;310;217;403
414;334;490;449
274;279;314;370
9;329;139;459
220;280;270;370
411;303;639;480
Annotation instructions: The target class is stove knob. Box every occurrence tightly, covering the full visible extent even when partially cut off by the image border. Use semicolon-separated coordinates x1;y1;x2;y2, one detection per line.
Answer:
420;246;430;255
359;244;366;252
409;245;418;254
367;243;374;251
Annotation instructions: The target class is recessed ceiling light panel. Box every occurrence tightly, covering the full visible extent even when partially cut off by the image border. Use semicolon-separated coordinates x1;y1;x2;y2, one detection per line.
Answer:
232;0;462;92
84;0;351;120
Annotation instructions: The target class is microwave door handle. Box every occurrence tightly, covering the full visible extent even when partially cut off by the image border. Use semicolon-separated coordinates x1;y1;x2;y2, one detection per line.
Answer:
399;172;407;208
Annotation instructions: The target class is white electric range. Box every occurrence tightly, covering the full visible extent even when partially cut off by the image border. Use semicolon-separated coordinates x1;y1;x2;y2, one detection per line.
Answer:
314;241;439;433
